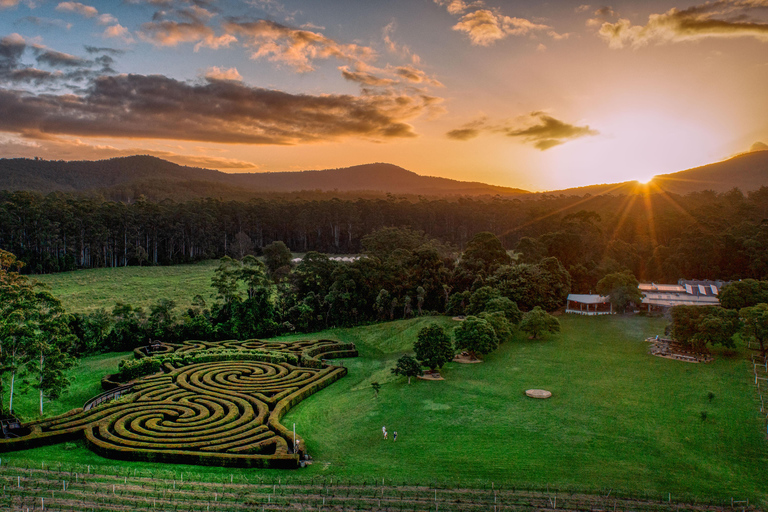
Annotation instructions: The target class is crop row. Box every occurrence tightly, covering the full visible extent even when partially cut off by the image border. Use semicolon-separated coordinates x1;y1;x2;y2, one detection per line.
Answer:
0;468;748;512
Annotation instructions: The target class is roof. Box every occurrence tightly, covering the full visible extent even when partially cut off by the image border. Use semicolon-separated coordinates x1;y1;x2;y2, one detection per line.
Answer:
639;283;686;293
567;294;610;304
641;293;720;307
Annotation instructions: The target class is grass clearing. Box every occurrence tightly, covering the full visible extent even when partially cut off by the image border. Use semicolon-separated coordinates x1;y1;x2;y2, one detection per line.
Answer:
33;260;222;314
3;314;766;505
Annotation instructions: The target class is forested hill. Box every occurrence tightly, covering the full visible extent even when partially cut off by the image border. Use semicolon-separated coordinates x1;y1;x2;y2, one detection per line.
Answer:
2;150;767;200
652;150;768;195
0;156;529;198
226;163;530;196
544;150;768;197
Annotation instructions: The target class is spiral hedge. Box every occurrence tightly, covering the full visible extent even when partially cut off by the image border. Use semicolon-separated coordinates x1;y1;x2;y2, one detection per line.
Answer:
0;339;357;469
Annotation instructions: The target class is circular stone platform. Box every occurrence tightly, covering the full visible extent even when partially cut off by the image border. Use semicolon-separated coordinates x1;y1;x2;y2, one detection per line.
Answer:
525;389;552;399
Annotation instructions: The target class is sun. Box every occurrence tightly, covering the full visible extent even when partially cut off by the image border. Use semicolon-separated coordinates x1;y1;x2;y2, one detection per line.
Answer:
547;108;724;189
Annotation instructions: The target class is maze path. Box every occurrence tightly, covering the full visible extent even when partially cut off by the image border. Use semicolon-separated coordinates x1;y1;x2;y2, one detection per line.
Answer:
0;339;357;468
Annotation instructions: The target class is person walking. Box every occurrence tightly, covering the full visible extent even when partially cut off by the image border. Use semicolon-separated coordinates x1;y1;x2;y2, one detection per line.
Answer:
382;426;387;439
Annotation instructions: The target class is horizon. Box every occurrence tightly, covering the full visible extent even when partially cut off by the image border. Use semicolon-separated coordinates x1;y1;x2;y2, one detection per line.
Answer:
1;1;767;191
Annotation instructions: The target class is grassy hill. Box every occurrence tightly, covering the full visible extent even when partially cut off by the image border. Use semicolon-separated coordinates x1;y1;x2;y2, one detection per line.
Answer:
5;315;766;505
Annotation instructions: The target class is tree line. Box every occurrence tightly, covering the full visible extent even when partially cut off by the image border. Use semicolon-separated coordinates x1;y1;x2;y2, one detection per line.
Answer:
4;222;768;419
2;187;768;288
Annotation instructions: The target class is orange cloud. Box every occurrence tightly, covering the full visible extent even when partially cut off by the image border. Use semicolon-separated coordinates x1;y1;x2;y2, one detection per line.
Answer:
138;21;235;50
56;2;99;18
204;66;242;81
453;9;557;45
598;1;768;48
103;24;134;43
434;0;565;45
339;66;396;87
393;65;444;87
222;19;375;72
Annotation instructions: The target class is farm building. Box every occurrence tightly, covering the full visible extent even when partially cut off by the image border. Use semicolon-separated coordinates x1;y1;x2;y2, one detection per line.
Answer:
638;280;723;312
565;294;613;315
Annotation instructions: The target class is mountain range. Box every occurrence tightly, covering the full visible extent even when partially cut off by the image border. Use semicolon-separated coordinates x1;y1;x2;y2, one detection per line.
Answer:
0;150;766;200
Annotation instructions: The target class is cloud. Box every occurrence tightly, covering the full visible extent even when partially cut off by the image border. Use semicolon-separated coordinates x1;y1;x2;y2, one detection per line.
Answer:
393;65;443;86
176;5;216;24
0;33;27;73
339;66;396;87
446;127;481;140
138;20;234;49
103;24;135;43
222;19;375;72
16;16;73;29
0;0;21;8
1;34;114;85
447;112;598;149
8;67;59;84
0;73;438;144
504;112;598;150
598;1;768;48
452;9;557;46
97;13;117;25
434;1;565;45
35;49;88;67
83;45;125;55
382;21;420;64
204;66;242;81
433;0;483;15
56;1;98;18
586;6;619;27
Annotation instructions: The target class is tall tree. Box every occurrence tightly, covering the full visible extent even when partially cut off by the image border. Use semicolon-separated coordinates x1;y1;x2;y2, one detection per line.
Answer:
262;241;292;276
519;306;561;340
26;290;77;415
596;271;643;313
719;280;768;310
670;305;739;351
1;250;40;413
391;354;423;384
414;323;454;373
454;316;499;359
739;303;768;355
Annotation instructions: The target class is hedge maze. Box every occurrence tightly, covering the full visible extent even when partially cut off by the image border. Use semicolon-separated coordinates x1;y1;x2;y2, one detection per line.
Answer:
0;339;357;469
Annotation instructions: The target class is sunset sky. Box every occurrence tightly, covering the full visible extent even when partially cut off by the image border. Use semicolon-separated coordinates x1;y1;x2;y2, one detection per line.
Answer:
1;0;767;191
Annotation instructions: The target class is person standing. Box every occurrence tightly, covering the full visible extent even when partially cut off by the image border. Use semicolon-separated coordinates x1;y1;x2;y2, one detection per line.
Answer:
393;431;398;442
382;426;387;439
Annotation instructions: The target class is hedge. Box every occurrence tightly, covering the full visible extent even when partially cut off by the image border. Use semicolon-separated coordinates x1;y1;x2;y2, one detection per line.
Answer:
0;338;356;469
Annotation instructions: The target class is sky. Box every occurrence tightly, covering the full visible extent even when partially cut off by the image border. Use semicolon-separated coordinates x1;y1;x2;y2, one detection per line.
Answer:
0;0;767;191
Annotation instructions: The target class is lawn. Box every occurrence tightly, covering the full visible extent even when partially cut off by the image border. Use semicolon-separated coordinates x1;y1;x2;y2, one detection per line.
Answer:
3;314;766;505
33;260;222;314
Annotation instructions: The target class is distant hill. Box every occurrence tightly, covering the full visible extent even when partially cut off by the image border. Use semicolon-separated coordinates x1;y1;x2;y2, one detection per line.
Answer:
651;150;768;195
0;156;529;198
545;150;768;197
1;150;767;200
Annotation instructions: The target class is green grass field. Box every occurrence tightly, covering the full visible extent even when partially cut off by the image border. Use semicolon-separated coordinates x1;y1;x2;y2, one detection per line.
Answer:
4;314;766;505
33;260;222;314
